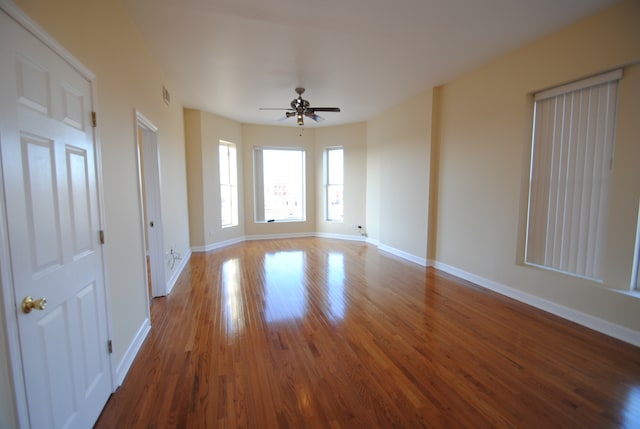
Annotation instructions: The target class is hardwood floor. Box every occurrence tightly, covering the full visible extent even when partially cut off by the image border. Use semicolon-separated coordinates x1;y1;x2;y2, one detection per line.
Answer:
94;238;640;428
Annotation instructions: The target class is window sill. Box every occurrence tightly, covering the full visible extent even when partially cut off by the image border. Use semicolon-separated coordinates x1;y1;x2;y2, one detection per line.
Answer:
609;288;640;300
256;219;307;224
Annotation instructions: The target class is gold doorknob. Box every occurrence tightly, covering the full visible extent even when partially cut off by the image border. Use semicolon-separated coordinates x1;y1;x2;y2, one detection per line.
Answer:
21;296;47;314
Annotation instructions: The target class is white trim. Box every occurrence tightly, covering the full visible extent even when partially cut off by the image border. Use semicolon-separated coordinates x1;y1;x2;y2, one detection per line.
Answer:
135;110;167;299
366;237;380;247
534;69;623;101
165;248;192;294
631;200;640;291
0;0;94;80
315;232;366;242
91;52;115;395
191;236;246;253
191;232;369;253
377;243;428;267
115;318;151;386
136;110;158;132
246;232;315;241
253;147;307;223
432;261;640;347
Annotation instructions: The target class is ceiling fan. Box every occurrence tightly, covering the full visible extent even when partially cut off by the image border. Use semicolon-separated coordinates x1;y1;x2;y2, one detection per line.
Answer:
260;87;341;126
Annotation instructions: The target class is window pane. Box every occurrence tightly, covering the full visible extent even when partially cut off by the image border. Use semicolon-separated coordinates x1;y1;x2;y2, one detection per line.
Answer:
229;145;237;186
220;142;238;227
327;148;343;184
221;184;232;226
327;184;343;222
219;144;229;185
255;148;305;222
326;148;343;222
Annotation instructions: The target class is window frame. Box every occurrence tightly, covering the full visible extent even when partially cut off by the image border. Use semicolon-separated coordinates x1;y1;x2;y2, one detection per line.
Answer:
524;69;622;282
253;146;306;223
219;140;238;228
324;147;344;222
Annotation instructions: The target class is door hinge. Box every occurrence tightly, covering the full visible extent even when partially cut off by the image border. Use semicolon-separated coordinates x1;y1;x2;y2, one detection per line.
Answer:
99;230;105;245
107;340;113;354
91;111;97;128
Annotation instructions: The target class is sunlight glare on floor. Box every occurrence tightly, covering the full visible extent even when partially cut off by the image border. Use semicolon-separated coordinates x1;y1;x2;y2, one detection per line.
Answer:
222;258;244;335
327;252;346;321
623;385;640;429
265;250;306;323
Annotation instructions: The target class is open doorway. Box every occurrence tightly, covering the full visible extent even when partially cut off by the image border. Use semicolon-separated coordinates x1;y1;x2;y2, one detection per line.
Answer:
135;111;167;301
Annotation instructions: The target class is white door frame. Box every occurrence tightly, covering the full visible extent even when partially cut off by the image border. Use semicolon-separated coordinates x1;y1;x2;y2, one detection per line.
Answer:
135;111;168;298
0;1;115;427
632;200;640;291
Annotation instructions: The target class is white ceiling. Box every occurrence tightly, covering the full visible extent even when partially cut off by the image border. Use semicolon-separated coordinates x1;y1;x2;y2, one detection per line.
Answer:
123;0;617;128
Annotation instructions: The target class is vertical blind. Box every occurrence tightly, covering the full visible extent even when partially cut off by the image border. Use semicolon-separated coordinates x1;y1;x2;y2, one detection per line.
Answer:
526;70;621;281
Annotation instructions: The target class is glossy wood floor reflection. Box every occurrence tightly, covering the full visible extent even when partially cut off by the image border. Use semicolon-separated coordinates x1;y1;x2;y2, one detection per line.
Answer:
94;238;640;428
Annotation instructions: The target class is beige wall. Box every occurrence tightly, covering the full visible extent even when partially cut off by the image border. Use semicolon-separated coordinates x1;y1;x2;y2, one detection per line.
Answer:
367;90;433;260
1;0;191;424
315;123;367;237
184;109;205;247
434;0;640;330
185;109;244;248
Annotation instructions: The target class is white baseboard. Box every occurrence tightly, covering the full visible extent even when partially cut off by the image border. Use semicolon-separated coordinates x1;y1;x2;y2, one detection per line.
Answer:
115;317;151;386
166;248;191;294
432;261;640;347
315;232;367;242
191;236;245;253
366;237;380;247
246;232;315;241
192;233;367;253
377;243;428;267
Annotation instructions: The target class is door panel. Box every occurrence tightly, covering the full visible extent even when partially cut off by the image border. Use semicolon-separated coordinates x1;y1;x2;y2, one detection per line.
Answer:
0;9;111;429
67;146;93;256
16;54;52;115
36;305;77;428
22;134;64;273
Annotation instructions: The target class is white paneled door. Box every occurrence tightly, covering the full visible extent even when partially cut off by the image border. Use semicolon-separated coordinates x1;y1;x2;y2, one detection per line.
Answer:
0;9;112;429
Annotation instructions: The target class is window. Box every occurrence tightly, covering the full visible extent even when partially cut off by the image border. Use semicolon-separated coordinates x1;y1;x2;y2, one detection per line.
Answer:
219;141;238;228
254;147;305;222
525;70;621;281
325;147;344;222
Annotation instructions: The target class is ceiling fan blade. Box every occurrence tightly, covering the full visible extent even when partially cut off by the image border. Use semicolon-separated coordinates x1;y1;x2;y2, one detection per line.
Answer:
262;89;340;126
308;107;341;112
276;111;298;122
305;111;325;122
